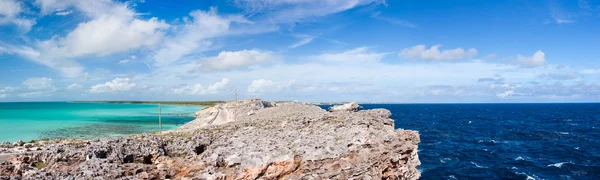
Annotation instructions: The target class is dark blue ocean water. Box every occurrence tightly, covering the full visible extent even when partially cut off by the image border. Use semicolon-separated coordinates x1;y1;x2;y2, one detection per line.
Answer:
321;104;600;179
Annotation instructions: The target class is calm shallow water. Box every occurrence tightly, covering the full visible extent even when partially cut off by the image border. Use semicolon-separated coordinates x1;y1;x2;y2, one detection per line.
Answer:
321;103;600;179
0;102;202;142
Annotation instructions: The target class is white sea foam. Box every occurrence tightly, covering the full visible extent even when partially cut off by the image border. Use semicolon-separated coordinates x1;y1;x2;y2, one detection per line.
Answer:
448;175;457;179
515;156;525;161
559;132;569;135
470;161;488;168
440;157;451;163
515;172;537;180
547;162;572;168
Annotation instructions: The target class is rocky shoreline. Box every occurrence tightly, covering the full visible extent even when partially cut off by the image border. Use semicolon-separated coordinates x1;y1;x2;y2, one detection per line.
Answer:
0;99;421;179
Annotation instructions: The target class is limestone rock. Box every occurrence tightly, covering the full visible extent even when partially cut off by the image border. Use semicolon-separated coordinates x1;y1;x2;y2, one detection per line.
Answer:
0;99;420;179
328;102;363;112
13;141;24;147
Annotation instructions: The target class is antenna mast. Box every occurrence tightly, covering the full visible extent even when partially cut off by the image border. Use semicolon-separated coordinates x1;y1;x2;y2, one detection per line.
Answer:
234;89;238;121
158;103;162;134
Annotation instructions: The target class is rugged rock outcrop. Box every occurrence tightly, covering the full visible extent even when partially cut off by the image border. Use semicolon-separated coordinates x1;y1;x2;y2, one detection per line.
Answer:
328;102;363;112
0;99;420;179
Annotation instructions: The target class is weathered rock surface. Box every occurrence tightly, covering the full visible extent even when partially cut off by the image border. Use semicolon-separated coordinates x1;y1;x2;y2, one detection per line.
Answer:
328;102;363;112
0;99;420;179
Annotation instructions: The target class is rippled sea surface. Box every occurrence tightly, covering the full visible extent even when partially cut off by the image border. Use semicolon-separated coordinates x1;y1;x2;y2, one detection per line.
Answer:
0;102;201;142
322;103;600;179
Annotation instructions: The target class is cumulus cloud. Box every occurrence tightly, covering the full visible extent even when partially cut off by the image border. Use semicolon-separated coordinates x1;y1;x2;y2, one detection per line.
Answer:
516;50;546;68
7;0;167;78
313;47;387;64
37;11;168;58
90;78;137;93
247;79;295;93
399;45;478;61
171;78;230;95
201;50;276;71
153;7;251;67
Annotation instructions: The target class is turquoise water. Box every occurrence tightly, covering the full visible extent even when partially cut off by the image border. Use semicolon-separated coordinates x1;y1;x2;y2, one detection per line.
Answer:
0;102;202;142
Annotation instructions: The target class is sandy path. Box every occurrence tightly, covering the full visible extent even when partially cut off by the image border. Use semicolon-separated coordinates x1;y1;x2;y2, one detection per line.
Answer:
210;103;231;125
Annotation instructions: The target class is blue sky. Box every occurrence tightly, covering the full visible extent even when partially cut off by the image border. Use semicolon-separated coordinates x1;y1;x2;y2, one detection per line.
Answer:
1;0;599;102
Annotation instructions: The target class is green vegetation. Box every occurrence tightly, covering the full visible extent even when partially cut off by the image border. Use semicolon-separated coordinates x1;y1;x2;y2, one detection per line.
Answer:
28;138;51;143
69;101;224;106
34;162;48;169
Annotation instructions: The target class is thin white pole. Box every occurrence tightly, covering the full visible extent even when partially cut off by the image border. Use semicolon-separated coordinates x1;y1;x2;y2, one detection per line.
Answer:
234;89;237;121
158;103;162;134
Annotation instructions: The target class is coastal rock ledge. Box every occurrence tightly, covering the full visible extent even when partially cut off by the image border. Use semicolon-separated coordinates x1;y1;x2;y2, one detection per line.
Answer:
0;100;421;179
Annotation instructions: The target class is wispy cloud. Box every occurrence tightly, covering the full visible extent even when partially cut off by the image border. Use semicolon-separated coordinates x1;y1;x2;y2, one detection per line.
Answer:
290;36;315;48
370;12;416;28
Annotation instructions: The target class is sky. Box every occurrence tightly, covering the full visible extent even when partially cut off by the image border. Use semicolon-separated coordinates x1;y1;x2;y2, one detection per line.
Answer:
0;0;599;103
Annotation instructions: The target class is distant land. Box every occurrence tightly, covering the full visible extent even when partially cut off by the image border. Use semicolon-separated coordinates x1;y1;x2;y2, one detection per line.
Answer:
68;101;224;106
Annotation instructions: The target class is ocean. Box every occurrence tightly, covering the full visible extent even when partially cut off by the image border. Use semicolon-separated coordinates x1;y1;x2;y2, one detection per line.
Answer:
337;104;600;179
0;102;201;142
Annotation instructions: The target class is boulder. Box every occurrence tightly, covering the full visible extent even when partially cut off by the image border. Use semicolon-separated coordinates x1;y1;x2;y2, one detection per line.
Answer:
13;140;24;147
328;102;363;112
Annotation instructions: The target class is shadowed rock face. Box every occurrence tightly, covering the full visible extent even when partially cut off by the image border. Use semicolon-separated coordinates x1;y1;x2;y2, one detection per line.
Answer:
0;100;420;179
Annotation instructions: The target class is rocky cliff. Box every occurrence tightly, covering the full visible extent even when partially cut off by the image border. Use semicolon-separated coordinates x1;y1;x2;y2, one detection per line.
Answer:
0;100;421;179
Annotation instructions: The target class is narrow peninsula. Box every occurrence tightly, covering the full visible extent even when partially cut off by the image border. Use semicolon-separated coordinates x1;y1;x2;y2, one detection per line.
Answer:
0;99;421;179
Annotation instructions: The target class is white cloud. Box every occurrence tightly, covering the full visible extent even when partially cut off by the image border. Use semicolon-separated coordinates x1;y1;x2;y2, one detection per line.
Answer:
247;79;295;93
399;45;478;61
90;78;137;93
35;0;130;17
37;14;168;58
517;50;546;68
55;10;72;16
0;0;35;32
370;12;416;28
18;78;57;98
22;77;55;90
18;92;46;98
290;36;315;48
153;7;251;67
313;47;387;63
118;55;137;64
0;87;16;98
66;83;83;90
7;0;167;78
0;0;21;17
171;78;230;95
6;46;85;78
496;90;514;98
201;50;276;71
233;0;383;23
581;69;600;75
